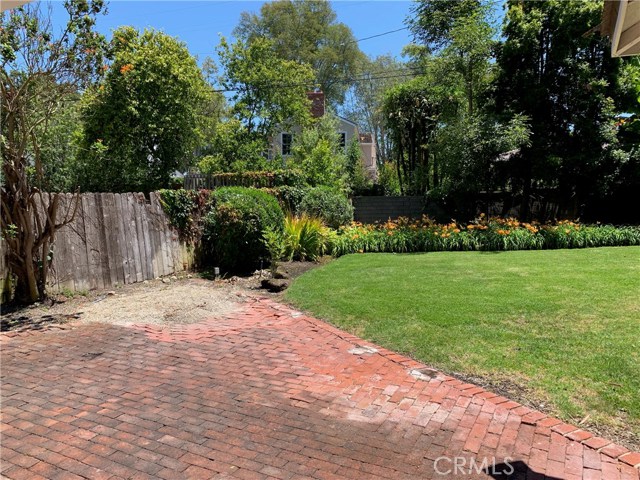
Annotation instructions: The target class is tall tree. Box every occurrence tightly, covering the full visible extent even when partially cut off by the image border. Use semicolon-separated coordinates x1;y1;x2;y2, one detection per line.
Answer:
217;36;315;143
408;0;484;53
36;92;83;192
234;0;364;105
382;77;440;195
1;1;107;303
76;27;211;192
408;0;495;116
395;0;522;210
198;118;270;174
343;55;412;164
494;0;633;220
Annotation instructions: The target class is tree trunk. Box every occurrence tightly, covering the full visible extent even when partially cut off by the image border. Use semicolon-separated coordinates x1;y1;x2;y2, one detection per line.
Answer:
14;243;39;303
396;141;405;195
520;176;532;221
433;154;439;189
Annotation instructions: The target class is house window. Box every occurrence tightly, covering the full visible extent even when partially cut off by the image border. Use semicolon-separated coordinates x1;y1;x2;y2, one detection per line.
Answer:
339;132;346;151
282;133;292;156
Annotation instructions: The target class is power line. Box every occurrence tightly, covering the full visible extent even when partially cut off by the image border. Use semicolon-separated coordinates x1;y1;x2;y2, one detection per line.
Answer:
343;27;410;45
193;25;411;57
212;69;421;94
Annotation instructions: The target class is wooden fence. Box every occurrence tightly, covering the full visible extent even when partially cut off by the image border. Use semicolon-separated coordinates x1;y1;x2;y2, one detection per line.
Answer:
1;192;194;299
184;173;277;190
183;170;304;190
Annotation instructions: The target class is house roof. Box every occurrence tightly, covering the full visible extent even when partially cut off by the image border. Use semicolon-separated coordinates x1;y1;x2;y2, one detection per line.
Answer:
337;115;358;128
600;0;640;57
1;1;30;12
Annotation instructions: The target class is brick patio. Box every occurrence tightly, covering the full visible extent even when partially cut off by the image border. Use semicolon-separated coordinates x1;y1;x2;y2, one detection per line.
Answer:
1;297;638;479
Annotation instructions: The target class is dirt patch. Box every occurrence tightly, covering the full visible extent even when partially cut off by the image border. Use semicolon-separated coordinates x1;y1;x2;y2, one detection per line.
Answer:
1;260;329;332
1;278;246;330
76;280;246;326
277;259;331;280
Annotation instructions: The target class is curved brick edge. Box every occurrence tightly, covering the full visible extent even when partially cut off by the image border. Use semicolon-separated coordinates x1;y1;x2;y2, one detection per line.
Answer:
258;297;640;470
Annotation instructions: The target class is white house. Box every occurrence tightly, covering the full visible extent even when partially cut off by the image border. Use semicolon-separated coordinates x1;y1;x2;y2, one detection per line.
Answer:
270;91;377;180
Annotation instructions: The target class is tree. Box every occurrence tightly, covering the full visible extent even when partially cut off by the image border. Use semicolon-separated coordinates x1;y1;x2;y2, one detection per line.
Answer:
345;135;369;192
290;113;348;190
217;36;315;146
399;0;531;215
76;26;211;192
494;0;633;220
342;55;412;164
36;92;82;192
382;77;440;195
198;119;269;174
409;0;495;117
429;114;530;218
234;0;364;105
1;1;107;303
408;0;485;53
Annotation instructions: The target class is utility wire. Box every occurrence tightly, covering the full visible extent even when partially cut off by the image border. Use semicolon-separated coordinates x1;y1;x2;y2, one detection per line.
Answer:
213;69;421;94
342;26;410;45
193;25;411;57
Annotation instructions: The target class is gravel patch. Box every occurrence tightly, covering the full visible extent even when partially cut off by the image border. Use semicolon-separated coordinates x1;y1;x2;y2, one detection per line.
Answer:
2;278;247;329
76;280;244;326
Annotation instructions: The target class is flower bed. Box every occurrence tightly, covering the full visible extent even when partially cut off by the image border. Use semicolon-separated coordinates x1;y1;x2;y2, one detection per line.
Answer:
332;215;640;256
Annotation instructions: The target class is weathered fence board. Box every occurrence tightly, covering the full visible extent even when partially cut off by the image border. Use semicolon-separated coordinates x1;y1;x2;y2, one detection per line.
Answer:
2;192;193;300
52;194;75;292
69;194;91;293
115;194;132;284
128;193;146;281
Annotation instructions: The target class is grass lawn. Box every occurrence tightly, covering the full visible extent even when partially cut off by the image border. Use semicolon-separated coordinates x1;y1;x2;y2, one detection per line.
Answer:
285;247;640;437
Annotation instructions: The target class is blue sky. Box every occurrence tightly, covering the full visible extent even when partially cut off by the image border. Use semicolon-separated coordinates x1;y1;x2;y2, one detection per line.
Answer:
49;1;416;63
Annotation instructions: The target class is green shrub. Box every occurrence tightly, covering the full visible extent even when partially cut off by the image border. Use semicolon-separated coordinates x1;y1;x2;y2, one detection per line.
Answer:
262;226;287;275
289;113;348;190
299;186;353;229
377;162;401;196
168;176;184;189
203;187;284;272
283;214;325;261
346;136;370;193
267;185;307;214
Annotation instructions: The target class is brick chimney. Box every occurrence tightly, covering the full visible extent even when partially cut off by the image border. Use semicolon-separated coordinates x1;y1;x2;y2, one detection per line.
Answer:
307;91;325;118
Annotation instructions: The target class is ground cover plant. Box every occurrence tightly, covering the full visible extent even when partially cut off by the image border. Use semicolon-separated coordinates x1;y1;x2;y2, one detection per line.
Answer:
285;247;640;439
331;215;640;256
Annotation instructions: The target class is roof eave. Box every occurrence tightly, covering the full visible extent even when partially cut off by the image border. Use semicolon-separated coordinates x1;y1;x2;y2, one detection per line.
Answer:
1;1;31;12
609;0;640;57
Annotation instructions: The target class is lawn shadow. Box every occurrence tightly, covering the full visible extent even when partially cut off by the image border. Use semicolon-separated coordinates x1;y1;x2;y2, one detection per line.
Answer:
485;460;560;479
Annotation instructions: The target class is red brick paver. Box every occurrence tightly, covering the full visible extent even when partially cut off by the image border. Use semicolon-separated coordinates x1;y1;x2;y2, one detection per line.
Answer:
1;297;638;479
